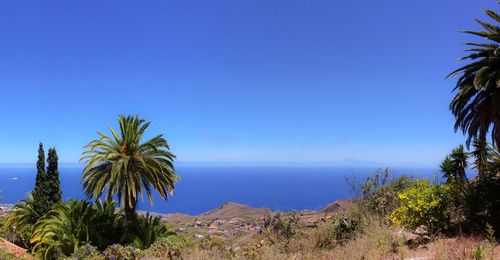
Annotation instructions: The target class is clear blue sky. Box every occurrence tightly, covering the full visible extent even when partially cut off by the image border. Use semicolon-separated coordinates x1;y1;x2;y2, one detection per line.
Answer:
0;1;495;167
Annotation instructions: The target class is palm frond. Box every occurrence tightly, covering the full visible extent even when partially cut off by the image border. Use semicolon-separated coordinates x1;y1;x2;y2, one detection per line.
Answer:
81;115;179;221
449;8;500;147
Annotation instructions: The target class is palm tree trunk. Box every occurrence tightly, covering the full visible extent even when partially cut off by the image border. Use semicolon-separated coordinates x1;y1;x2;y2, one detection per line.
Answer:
124;205;137;222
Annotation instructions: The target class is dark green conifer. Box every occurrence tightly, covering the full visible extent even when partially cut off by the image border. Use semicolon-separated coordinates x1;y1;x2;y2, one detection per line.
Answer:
32;144;62;219
35;143;46;184
32;143;48;219
46;147;62;205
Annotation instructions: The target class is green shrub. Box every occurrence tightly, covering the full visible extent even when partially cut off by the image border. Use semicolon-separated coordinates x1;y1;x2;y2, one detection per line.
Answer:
91;200;126;250
141;235;187;259
67;244;103;260
199;235;225;251
367;175;413;217
389;179;451;234
102;244;141;260
240;240;266;260
0;215;24;246
126;213;174;250
312;209;364;249
464;175;500;235
30;199;126;258
259;212;299;252
348;169;413;217
472;244;486;260
332;215;363;245
4;194;37;249
486;223;496;244
0;215;5;236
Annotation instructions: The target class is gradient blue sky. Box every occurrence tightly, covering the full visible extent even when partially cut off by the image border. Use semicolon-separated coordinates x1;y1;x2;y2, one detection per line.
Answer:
0;1;495;166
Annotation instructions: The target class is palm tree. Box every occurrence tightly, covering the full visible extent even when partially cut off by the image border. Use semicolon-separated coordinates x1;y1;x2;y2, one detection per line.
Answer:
440;145;468;184
91;200;125;250
448;7;500;147
440;156;454;181
81;115;179;221
488;147;500;175
5;194;37;231
470;138;493;178
4;194;37;248
30;199;125;258
127;213;175;250
31;199;96;259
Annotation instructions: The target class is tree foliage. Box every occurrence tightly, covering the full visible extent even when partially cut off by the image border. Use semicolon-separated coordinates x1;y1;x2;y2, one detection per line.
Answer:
470;139;492;177
32;144;61;220
30;199;124;259
358;169;414;216
46;148;62;206
448;6;500;147
4;193;37;248
5;194;37;232
29;198;178;259
81;115;179;221
32;143;48;219
489;148;500;174
126;213;174;250
440;145;468;184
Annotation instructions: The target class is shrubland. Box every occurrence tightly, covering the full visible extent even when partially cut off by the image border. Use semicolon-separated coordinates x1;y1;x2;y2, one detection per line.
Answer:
3;140;500;259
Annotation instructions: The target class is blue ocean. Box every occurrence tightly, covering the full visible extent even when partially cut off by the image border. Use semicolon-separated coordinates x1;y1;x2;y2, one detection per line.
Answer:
0;166;439;215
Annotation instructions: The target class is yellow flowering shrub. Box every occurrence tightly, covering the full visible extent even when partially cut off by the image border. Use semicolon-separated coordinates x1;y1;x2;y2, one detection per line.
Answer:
389;179;451;234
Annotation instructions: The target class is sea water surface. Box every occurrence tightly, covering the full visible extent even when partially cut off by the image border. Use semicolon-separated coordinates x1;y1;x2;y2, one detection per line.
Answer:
0;166;439;215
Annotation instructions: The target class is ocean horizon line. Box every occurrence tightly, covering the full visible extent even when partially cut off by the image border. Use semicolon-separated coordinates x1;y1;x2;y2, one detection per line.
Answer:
0;160;438;169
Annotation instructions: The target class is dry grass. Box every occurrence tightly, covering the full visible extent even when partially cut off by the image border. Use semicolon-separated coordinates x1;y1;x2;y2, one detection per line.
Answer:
181;219;500;260
406;236;500;260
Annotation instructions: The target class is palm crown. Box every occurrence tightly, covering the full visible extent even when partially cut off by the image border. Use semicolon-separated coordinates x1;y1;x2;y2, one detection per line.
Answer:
448;8;500;147
81;115;179;220
440;145;468;184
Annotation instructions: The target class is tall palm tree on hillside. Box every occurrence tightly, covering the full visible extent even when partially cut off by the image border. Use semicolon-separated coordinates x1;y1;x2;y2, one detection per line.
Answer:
81;115;179;221
448;7;500;147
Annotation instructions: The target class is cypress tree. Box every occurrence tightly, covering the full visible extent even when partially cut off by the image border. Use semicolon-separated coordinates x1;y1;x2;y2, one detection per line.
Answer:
32;144;62;219
35;143;46;185
32;143;48;219
46;148;62;205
